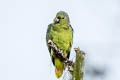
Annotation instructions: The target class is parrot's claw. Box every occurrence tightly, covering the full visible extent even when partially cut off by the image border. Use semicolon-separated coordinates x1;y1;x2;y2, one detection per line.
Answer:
48;40;52;44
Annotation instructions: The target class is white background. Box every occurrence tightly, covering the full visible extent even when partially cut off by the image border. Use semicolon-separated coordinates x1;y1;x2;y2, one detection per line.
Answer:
0;0;120;80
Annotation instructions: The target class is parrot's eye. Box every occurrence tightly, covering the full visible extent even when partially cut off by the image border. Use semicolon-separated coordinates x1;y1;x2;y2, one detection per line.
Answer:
57;16;61;19
62;17;64;19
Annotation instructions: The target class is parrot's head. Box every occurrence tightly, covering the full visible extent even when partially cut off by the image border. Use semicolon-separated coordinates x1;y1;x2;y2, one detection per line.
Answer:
54;11;70;25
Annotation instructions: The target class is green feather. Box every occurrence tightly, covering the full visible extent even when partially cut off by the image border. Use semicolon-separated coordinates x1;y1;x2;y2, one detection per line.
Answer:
46;11;73;78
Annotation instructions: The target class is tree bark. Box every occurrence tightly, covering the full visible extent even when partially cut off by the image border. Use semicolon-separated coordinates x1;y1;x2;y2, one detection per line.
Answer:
72;48;85;80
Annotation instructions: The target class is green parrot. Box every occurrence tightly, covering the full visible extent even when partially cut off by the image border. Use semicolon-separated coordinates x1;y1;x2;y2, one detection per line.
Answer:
46;11;73;78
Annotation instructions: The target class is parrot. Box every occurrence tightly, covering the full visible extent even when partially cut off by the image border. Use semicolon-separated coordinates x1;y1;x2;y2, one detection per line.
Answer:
46;11;73;78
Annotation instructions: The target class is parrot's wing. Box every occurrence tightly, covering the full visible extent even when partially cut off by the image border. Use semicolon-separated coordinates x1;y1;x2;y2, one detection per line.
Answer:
70;24;74;48
46;24;55;65
46;24;52;52
66;24;73;59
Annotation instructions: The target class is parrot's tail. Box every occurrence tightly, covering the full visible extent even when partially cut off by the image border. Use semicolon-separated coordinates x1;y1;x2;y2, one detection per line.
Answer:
55;68;63;78
55;58;64;78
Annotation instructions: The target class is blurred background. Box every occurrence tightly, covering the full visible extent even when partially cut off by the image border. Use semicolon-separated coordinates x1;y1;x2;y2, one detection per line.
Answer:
0;0;120;80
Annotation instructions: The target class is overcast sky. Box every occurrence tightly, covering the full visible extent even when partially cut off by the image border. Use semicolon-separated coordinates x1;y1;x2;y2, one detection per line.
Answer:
0;0;120;80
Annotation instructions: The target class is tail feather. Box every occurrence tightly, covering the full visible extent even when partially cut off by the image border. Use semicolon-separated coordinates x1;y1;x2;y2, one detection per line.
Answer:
55;58;64;78
55;68;63;78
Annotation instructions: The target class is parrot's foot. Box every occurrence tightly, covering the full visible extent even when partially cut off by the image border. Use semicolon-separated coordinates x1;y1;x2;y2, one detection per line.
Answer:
48;40;52;44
